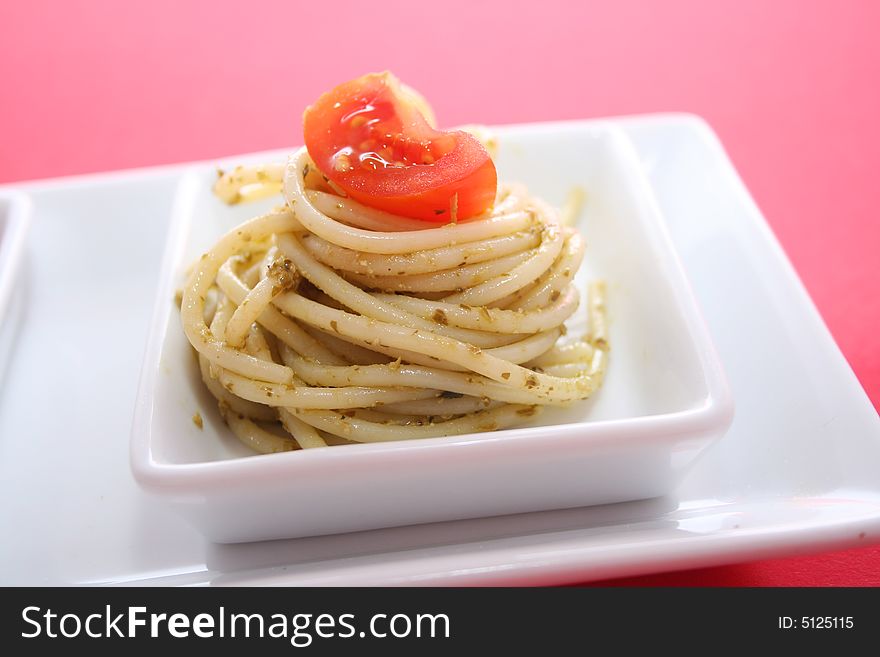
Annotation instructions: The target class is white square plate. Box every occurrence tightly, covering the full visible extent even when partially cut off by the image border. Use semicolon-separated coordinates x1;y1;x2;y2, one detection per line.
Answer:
0;191;30;312
0;190;30;382
0;115;876;585
131;123;732;542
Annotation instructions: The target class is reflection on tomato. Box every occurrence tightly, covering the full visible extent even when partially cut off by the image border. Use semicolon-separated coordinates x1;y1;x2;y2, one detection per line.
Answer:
303;72;497;222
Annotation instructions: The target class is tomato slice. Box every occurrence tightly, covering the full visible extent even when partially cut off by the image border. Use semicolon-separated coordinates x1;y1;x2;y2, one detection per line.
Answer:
303;72;497;222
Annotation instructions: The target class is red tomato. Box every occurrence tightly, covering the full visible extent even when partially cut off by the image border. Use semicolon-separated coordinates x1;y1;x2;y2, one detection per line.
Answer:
303;72;497;222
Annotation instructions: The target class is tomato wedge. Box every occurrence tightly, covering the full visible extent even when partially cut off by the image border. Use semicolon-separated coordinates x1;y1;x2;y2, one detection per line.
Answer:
303;72;497;222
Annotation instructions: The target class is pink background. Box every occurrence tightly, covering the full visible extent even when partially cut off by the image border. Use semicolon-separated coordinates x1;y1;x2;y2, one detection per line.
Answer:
1;0;877;585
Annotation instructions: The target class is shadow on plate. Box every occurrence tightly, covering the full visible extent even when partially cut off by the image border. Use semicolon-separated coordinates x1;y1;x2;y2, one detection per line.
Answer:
204;495;682;584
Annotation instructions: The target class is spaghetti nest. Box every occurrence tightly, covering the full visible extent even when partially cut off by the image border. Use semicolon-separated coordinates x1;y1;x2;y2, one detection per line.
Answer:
181;147;608;453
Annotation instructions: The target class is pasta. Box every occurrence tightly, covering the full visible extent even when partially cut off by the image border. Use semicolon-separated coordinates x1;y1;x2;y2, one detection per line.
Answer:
181;142;608;454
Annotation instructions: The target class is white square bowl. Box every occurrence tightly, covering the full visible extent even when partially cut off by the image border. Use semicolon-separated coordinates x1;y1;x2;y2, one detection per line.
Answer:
131;121;733;543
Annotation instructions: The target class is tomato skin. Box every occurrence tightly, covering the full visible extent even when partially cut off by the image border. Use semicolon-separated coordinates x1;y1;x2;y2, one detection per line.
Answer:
303;72;497;222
